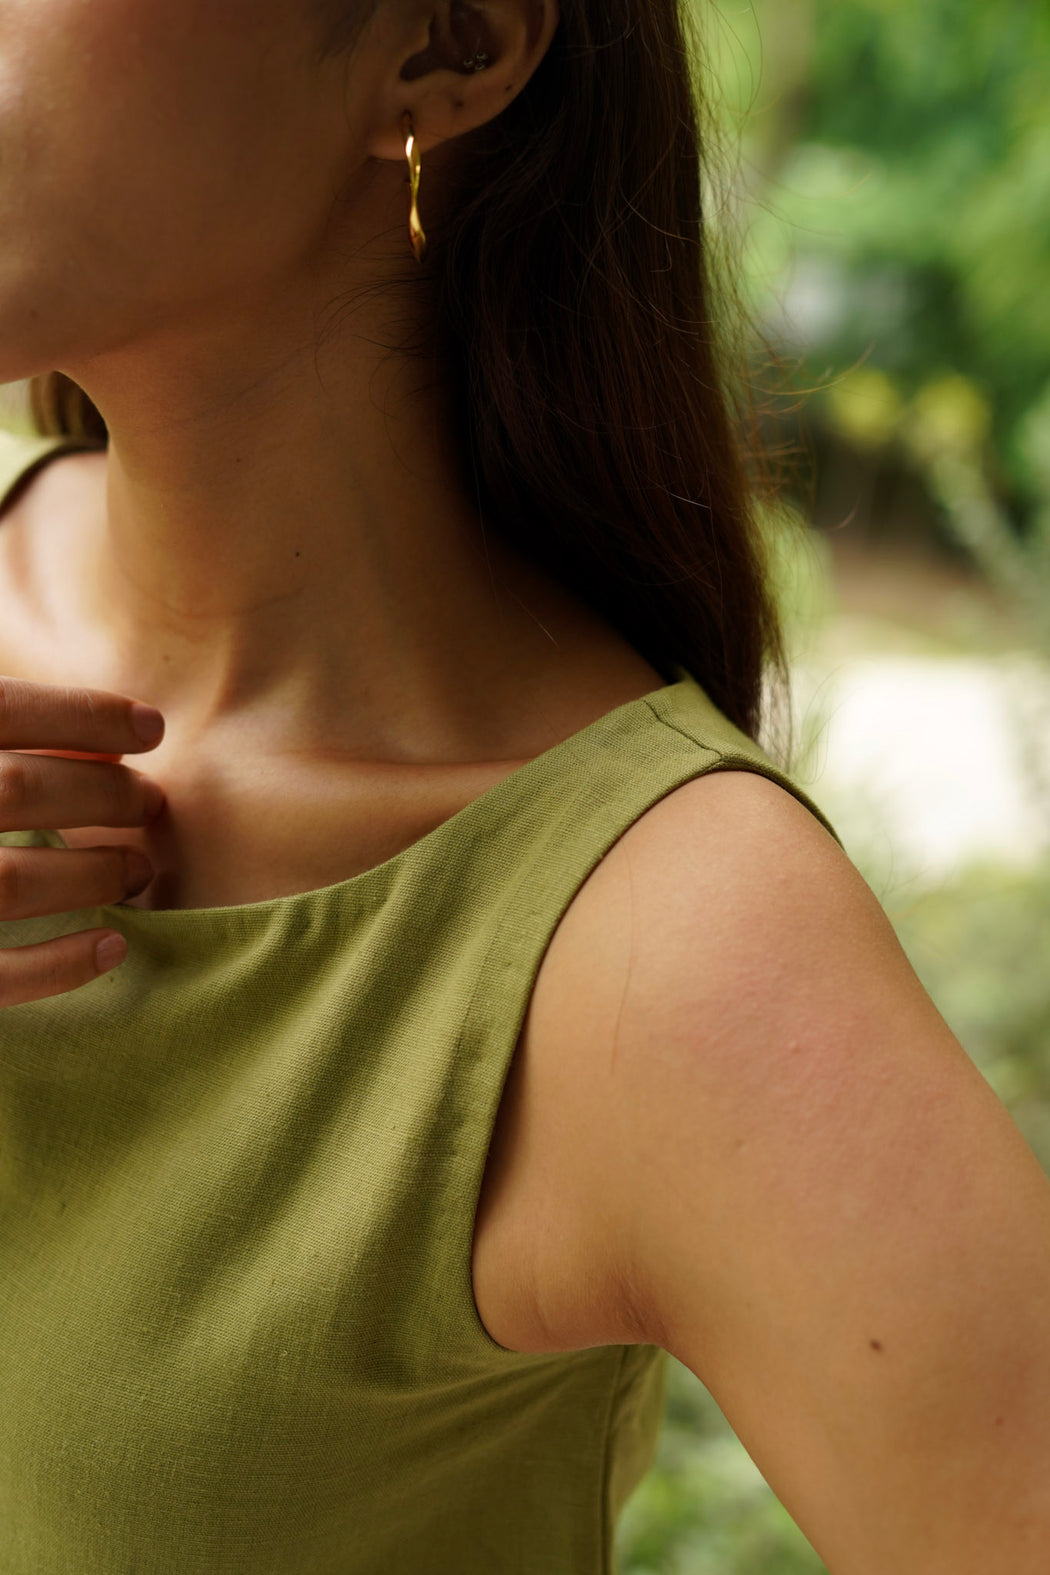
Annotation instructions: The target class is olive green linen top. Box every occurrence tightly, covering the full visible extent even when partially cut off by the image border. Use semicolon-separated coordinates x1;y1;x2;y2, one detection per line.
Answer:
0;432;843;1574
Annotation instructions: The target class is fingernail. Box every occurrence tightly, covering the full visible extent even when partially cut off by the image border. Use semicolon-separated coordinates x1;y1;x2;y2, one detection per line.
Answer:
123;849;154;898
96;933;128;974
141;778;166;820
131;703;165;744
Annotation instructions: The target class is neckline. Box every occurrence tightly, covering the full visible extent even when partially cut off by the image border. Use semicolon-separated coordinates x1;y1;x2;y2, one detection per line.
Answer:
67;664;695;929
0;434;698;928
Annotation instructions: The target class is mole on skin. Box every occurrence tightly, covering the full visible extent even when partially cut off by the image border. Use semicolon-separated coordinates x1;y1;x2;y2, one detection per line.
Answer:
869;1339;883;1352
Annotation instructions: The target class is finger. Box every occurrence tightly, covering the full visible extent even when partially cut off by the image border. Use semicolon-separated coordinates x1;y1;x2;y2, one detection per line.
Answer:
0;752;165;832
0;927;129;1009
0;675;165;755
18;749;124;763
0;844;154;922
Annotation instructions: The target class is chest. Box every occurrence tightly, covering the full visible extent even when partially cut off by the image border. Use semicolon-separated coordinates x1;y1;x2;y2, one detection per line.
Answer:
0;900;655;1574
0;707;626;1362
0;472;641;1359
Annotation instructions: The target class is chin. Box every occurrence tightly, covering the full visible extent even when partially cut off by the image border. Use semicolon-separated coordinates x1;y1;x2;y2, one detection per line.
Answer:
0;345;54;390
0;271;110;388
0;282;65;385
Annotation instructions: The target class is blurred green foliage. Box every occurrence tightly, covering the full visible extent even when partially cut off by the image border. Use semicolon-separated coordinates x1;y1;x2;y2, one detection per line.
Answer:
702;0;1050;636
617;844;1050;1574
616;4;1050;1571
891;855;1050;1169
616;1360;827;1575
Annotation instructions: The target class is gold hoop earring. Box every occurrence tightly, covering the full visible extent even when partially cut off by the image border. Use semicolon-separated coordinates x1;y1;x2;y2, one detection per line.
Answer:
402;111;426;264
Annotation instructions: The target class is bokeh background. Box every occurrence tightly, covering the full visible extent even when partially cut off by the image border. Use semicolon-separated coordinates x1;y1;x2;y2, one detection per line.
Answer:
618;1;1050;1570
0;2;1045;1567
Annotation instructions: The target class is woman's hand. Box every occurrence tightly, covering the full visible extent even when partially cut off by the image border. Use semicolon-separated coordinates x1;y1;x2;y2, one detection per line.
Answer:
0;675;166;1007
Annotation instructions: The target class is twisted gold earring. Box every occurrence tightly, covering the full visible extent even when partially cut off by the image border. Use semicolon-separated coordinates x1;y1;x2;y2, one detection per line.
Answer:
402;111;426;264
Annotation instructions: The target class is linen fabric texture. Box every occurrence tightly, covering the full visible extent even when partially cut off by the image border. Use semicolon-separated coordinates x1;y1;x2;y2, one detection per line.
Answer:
0;432;843;1573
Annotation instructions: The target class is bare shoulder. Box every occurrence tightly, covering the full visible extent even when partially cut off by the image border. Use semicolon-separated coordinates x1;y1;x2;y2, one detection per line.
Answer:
0;446;106;671
489;765;1050;1557
0;440;101;522
7;444;106;526
548;764;943;1083
600;762;856;922
526;766;1050;1569
526;765;887;1114
486;768;863;1352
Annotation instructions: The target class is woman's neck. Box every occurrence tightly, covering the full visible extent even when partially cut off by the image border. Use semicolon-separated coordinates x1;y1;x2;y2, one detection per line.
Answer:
46;287;613;765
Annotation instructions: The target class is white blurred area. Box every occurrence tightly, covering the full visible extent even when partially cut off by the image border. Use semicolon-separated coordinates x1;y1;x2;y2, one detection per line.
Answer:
769;520;1050;895
792;649;1050;888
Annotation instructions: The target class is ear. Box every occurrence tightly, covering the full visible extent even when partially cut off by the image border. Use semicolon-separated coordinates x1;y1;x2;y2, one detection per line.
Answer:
362;0;561;161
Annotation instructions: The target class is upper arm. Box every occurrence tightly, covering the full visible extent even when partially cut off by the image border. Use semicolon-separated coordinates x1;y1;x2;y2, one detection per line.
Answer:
551;770;1050;1573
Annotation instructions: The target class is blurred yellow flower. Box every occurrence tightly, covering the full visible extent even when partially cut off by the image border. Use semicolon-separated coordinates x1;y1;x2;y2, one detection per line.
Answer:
905;375;994;463
824;367;904;449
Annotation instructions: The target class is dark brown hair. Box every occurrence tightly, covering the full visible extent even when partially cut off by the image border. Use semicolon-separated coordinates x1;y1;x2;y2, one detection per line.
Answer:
30;0;792;752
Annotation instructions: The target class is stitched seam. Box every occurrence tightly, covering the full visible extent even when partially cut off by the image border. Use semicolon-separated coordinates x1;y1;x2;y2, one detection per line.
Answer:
642;700;846;848
642;696;733;760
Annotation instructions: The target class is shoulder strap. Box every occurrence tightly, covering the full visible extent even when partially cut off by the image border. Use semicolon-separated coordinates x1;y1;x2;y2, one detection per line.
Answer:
652;666;842;847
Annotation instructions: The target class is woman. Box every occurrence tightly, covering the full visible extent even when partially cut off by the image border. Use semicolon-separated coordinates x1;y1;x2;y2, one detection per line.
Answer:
0;1;1047;1570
